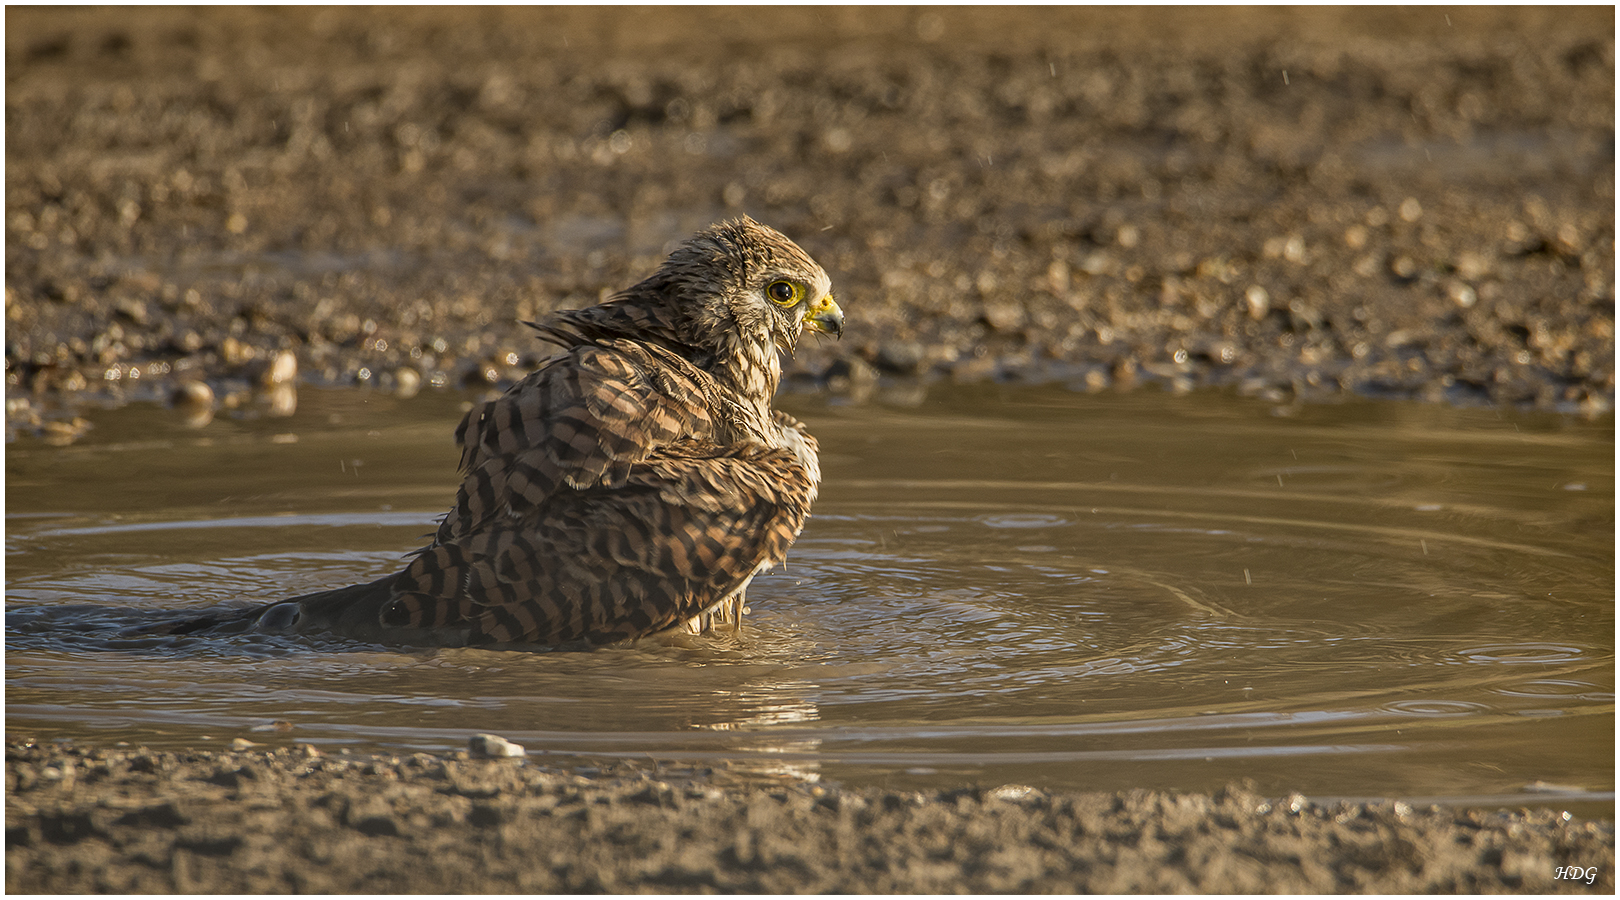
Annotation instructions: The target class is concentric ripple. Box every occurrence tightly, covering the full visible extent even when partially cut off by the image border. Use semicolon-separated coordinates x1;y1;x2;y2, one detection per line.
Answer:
6;385;1613;807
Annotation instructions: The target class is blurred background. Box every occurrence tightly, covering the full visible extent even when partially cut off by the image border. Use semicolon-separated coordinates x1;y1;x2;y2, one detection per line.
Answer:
5;6;1613;431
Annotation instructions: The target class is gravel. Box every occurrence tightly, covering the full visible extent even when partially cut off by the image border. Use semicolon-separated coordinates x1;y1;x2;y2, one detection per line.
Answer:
5;7;1614;444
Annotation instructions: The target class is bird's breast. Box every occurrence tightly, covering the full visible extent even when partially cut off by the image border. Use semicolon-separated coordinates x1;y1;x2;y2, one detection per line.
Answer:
774;421;822;500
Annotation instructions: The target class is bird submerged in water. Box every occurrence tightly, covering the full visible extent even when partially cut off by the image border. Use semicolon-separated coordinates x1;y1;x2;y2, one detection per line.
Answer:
155;217;843;648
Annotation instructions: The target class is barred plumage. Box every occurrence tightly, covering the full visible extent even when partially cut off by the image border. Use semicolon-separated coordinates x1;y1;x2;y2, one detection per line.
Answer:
154;217;843;648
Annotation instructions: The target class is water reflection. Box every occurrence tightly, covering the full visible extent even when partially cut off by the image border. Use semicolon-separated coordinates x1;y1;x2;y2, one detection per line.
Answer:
171;381;217;428
4;385;1612;809
700;679;824;783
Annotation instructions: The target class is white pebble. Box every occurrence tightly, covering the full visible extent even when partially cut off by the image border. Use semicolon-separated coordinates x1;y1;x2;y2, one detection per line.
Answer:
469;733;526;758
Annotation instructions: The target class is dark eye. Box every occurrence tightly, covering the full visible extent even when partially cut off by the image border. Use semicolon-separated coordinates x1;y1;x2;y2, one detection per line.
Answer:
766;280;801;306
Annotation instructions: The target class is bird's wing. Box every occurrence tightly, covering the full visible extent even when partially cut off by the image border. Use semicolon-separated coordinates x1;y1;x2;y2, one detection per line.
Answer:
357;337;819;646
380;444;815;644
437;340;717;544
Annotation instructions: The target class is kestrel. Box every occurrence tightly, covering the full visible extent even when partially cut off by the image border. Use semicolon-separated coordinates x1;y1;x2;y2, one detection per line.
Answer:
159;217;843;647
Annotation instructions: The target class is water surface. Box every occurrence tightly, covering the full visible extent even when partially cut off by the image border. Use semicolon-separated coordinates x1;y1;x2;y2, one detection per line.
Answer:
6;385;1613;815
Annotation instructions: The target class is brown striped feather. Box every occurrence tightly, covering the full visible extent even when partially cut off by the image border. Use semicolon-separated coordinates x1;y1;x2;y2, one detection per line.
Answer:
239;217;841;648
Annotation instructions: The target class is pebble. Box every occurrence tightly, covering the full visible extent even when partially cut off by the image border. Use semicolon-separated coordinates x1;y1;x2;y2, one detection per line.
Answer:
1245;285;1270;319
40;417;91;446
872;341;925;375
1;8;1607;449
220;336;255;366
173;380;215;407
172;381;216;427
1454;250;1491;281
261;350;298;386
469;733;526;758
987;784;1041;804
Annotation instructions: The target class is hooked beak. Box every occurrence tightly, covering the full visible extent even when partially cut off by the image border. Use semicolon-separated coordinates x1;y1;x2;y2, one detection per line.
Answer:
802;295;844;339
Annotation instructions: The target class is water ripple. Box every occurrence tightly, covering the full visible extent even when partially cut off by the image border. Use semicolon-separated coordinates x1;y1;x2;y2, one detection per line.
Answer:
1455;644;1588;665
5;386;1611;803
1382;699;1492;717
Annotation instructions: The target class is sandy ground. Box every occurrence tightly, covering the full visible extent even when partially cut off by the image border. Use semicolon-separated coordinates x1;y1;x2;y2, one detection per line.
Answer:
4;6;1615;892
6;738;1614;894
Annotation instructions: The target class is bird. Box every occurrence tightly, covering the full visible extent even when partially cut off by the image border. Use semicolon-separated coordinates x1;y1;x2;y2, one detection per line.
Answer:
154;216;843;648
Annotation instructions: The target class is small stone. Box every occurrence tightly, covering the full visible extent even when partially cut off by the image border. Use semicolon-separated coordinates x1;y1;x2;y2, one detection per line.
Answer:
1046;258;1070;292
469;733;526;758
173;381;215;408
1078;252;1113;276
872;340;925;375
949;354;997;384
987;784;1039;803
1454;250;1491;281
230;738;257;751
1111;355;1139;387
352;814;400;837
115;298;150;326
1282;234;1306;263
40;417;91;446
1245;285;1270;319
220;336;255;366
981;301;1023;332
261;350;297;386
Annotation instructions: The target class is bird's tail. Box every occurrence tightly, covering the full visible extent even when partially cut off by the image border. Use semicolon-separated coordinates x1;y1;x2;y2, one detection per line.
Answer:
139;576;412;643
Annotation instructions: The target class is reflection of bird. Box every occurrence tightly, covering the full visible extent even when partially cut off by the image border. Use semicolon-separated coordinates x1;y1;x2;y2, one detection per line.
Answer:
160;217;843;647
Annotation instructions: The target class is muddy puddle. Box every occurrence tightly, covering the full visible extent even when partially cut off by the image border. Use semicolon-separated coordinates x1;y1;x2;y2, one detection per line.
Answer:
5;385;1613;816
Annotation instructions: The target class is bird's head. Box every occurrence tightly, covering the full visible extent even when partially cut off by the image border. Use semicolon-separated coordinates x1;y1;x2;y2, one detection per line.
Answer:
658;217;843;364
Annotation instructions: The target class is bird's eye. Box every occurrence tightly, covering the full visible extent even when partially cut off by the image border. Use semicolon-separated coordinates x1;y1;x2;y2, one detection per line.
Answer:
766;280;802;306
